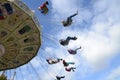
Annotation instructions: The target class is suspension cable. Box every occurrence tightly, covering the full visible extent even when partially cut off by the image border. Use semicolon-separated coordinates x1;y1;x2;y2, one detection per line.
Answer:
16;68;20;80
29;62;41;80
40;47;57;59
15;69;18;80
26;64;35;80
19;67;24;80
41;33;59;45
36;56;56;79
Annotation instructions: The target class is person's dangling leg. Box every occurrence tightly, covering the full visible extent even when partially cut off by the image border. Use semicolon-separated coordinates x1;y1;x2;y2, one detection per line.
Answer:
57;58;62;62
71;46;81;55
71;36;77;40
75;46;81;52
71;67;76;72
64;36;72;45
66;36;77;41
66;36;72;41
67;62;75;65
69;11;78;19
60;76;65;78
65;11;78;26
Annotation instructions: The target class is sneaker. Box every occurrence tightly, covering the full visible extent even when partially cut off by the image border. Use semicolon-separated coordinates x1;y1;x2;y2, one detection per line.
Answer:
79;46;82;49
46;1;49;5
73;36;77;40
60;59;63;61
76;10;78;15
58;58;63;62
73;62;75;64
73;67;76;69
72;69;75;72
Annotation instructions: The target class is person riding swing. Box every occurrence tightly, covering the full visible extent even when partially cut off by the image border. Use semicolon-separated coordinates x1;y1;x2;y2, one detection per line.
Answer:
68;46;81;55
38;1;49;14
59;36;77;46
61;11;78;27
46;58;62;64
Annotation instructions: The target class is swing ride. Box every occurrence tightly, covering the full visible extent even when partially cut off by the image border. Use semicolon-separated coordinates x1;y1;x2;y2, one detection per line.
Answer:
0;0;80;80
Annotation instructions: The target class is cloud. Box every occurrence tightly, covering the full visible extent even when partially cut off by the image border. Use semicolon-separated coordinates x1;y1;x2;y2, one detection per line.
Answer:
50;0;120;71
86;0;120;70
106;66;120;80
51;0;78;14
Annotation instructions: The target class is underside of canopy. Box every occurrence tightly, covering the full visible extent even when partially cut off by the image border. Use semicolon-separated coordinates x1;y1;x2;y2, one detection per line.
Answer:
0;0;41;71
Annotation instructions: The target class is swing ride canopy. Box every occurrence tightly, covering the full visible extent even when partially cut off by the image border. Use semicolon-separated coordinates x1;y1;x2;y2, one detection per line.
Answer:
0;0;41;71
